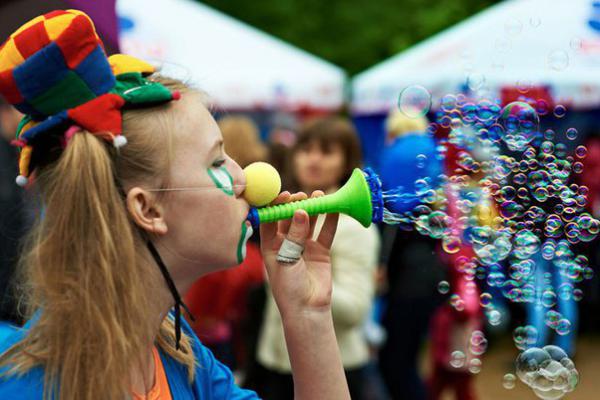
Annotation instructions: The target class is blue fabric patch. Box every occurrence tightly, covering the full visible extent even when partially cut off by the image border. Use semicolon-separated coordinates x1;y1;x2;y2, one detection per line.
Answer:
74;45;115;96
13;42;69;102
20;111;68;142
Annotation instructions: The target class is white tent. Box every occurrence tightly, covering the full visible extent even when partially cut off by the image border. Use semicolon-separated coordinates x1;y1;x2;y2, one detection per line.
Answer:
352;0;600;114
117;0;345;111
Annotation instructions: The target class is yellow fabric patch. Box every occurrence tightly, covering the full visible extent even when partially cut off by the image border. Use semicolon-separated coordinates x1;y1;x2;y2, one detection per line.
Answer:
0;38;25;73
43;13;76;41
12;15;45;37
109;54;155;76
18;120;39;138
67;9;100;38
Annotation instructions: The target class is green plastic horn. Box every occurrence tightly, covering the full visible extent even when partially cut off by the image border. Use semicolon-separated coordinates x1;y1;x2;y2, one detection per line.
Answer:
247;168;383;229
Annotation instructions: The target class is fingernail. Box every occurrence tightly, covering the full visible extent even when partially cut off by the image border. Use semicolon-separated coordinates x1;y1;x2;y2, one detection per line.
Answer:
294;211;303;223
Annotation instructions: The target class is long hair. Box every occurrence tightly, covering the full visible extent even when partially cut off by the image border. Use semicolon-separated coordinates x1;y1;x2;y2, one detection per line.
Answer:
0;76;197;400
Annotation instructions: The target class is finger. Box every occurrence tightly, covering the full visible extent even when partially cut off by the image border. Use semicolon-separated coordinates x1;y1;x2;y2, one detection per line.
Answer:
278;192;308;234
309;190;325;238
316;212;339;249
286;209;310;248
260;192;290;242
289;191;308;203
271;191;291;205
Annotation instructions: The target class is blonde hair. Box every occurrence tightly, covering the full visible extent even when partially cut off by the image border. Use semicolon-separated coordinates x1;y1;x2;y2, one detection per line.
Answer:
385;109;429;140
218;115;266;168
0;76;197;400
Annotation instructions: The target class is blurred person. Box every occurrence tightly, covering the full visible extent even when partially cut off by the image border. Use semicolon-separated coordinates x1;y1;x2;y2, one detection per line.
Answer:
256;116;380;400
184;115;267;371
0;99;25;326
218;115;267;170
377;109;445;400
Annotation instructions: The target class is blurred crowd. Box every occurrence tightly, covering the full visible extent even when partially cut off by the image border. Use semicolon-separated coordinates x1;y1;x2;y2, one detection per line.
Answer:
1;96;600;400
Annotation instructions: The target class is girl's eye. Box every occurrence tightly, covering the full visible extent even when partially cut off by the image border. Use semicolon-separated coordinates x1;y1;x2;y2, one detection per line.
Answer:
212;159;226;168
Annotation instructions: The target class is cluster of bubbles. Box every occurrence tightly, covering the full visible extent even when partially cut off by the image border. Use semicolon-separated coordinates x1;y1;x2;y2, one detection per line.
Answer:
514;345;579;399
448;330;488;374
389;78;599;398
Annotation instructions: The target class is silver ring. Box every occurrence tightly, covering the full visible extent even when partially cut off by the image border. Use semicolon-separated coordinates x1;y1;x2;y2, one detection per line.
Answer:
276;238;304;264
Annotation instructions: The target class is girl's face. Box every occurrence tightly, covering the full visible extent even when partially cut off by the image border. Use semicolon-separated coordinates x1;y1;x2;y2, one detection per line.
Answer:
293;139;345;193
156;95;251;280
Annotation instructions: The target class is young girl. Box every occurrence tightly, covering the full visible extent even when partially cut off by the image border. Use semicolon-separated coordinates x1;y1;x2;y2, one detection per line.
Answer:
0;10;350;400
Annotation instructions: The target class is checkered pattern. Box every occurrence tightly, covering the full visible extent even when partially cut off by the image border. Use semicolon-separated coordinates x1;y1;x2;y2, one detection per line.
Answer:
0;10;180;186
0;10;112;119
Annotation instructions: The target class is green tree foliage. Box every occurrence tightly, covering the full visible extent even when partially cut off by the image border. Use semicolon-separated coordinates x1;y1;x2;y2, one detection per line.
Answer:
198;0;499;76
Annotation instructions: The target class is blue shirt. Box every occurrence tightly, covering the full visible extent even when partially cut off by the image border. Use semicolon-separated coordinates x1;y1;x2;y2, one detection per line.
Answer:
0;313;260;399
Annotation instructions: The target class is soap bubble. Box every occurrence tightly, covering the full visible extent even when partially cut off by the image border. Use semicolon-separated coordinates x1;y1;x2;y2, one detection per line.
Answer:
398;85;432;118
503;373;517;389
450;350;466;368
469;358;482;374
438;280;450;294
548;50;569;71
565;128;578;141
570;37;582;51
505;17;523;35
497;102;539;151
467;73;486;91
553;105;567;118
516;346;578;399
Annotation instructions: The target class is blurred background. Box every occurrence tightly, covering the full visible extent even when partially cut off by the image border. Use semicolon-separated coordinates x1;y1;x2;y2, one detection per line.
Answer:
2;1;600;399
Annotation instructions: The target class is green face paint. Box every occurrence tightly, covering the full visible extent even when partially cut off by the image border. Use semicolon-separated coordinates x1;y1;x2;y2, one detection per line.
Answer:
207;166;234;196
236;221;253;264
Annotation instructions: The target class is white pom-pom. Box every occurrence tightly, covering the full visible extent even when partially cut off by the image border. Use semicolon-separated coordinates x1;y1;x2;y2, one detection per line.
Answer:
113;135;128;149
16;175;28;187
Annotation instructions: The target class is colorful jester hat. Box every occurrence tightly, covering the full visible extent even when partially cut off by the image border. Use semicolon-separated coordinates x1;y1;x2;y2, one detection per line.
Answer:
0;9;181;186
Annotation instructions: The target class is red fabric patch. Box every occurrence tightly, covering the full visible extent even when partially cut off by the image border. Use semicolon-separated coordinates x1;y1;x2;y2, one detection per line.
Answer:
55;15;97;69
44;10;69;19
67;93;125;134
13;21;50;59
0;70;23;104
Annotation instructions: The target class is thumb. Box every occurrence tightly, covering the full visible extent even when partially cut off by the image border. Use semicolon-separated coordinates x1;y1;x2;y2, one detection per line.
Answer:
286;209;310;246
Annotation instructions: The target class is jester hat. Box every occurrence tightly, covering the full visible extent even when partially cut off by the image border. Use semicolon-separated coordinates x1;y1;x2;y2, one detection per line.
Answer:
0;9;180;186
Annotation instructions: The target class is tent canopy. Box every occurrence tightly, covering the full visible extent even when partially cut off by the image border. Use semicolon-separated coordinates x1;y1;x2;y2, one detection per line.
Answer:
117;0;345;111
352;0;600;114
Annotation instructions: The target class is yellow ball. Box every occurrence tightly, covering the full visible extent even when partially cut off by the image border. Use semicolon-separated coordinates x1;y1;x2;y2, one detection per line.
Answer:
243;162;282;207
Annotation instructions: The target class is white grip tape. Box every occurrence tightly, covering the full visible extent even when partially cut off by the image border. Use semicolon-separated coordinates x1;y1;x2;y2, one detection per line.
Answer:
276;238;304;264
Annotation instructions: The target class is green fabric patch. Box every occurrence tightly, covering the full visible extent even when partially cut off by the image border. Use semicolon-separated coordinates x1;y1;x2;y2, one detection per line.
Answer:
113;72;173;105
207;167;234;196
30;71;96;115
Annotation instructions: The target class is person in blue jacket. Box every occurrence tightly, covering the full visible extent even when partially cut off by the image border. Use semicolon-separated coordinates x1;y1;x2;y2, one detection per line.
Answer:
0;10;349;400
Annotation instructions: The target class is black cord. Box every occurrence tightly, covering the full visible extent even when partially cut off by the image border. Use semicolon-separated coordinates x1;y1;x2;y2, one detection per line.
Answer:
115;179;195;350
146;240;195;350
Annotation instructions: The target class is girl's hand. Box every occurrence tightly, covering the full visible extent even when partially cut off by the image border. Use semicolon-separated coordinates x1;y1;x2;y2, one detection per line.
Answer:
260;191;339;318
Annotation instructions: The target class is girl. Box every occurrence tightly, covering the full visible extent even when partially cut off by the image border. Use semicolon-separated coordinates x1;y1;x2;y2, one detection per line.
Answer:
0;10;350;400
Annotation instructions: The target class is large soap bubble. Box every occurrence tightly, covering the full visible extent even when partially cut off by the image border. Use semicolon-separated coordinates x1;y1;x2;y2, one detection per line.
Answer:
515;346;578;399
497;101;540;151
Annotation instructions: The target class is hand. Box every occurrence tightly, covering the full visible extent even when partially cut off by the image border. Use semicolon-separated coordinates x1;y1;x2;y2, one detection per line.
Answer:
260;191;339;318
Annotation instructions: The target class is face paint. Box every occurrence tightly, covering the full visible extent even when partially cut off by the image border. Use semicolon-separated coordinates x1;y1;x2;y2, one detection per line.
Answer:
236;221;253;264
207;166;234;196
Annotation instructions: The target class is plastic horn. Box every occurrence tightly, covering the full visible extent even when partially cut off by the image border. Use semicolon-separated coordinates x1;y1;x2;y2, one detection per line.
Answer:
246;168;383;229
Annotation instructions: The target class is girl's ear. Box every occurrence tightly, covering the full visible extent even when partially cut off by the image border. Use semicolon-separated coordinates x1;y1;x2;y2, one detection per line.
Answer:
126;187;168;235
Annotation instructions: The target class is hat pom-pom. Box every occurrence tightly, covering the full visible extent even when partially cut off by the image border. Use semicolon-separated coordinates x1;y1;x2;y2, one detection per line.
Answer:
16;175;28;187
172;90;181;101
113;135;128;148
